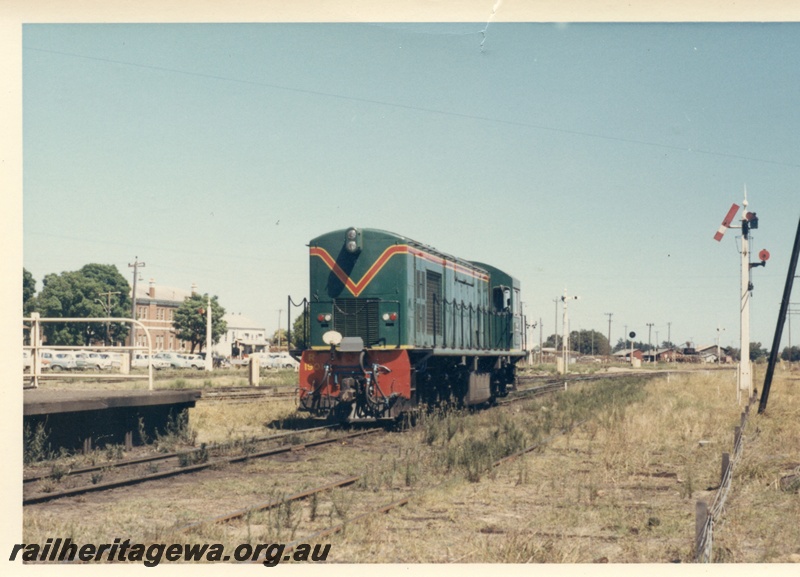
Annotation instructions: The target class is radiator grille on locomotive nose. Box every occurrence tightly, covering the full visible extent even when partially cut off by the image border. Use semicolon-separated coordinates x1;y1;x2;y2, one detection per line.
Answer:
333;299;379;345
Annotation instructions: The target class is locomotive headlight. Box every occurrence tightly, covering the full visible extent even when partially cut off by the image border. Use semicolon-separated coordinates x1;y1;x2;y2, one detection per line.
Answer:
344;227;361;253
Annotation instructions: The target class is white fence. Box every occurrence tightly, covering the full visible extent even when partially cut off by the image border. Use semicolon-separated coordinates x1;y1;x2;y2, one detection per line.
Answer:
23;313;155;390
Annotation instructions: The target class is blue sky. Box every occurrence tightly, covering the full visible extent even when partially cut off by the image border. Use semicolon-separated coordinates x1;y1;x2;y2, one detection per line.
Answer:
16;21;800;351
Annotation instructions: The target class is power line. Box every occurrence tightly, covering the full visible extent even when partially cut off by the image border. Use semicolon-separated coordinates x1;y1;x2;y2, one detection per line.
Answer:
25;46;800;170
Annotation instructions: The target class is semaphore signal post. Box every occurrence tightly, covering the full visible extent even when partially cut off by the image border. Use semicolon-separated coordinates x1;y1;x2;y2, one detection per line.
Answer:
714;190;769;404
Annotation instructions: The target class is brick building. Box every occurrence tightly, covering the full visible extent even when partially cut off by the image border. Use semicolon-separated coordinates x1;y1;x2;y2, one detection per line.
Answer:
129;279;195;352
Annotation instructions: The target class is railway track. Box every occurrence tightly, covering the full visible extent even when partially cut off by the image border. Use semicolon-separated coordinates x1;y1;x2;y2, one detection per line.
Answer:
23;426;382;505
24;370;662;508
173;409;589;564
197;387;296;401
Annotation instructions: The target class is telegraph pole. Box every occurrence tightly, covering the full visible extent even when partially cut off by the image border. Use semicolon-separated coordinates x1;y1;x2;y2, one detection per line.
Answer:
605;312;613;358
646;323;654;363
553;298;559;351
561;289;579;372
205;294;213;371
539;317;543;365
128;257;145;358
96;290;120;345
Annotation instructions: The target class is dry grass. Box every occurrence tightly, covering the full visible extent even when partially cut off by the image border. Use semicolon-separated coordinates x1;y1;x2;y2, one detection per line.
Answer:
331;370;763;563
189;397;300;445
712;367;800;562
22;367;800;564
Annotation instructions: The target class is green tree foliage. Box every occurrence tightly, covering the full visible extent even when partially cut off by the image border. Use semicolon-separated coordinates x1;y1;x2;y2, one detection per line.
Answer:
546;330;610;355
270;328;288;348
781;346;800;362
291;309;309;349
35;264;131;346
749;342;768;362
23;268;36;315
569;329;611;356
173;294;227;354
543;334;562;349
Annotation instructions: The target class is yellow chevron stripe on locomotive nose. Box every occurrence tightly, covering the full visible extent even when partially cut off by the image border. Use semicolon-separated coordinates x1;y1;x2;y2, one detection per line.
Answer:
310;244;489;297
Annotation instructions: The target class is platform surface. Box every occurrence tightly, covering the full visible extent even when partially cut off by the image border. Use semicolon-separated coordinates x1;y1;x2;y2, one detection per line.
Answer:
23;388;201;416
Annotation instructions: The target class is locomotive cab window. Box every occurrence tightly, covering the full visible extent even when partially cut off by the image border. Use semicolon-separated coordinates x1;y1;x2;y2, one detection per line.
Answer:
493;286;511;311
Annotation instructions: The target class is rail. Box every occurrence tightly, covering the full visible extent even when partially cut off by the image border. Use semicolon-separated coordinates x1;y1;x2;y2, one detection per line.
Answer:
23;313;155;390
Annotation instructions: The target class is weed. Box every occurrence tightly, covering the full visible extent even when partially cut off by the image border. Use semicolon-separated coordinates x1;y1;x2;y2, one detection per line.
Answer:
24;421;51;464
155;410;197;452
137;416;149;446
105;444;124;460
48;462;69;483
330;490;352;522
405;458;417;487
309;492;319;521
178;443;208;467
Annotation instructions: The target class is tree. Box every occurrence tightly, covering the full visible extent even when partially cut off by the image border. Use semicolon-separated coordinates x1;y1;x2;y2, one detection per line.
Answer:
291;309;309;350
35;264;131;346
543;334;562;349
270;328;289;348
23;268;36;315
545;330;610;355
173;293;227;354
781;346;800;362
569;329;610;356
749;342;768;362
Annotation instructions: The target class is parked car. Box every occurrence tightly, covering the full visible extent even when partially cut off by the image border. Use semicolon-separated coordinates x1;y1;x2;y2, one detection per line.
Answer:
153;352;188;369
40;351;77;371
261;352;300;370
151;352;204;369
73;352;114;370
184;354;205;369
132;354;170;370
99;352;123;369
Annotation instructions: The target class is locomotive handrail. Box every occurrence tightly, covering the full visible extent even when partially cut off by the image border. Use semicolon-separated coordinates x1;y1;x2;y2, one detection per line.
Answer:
287;296;309;353
440;297;516;353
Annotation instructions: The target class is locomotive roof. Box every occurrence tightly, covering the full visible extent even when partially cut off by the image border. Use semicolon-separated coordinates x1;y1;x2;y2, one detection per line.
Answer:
309;228;489;273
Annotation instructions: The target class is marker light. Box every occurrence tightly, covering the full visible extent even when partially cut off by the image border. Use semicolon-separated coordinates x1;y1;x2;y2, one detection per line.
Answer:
317;313;332;322
382;312;398;322
344;227;361;253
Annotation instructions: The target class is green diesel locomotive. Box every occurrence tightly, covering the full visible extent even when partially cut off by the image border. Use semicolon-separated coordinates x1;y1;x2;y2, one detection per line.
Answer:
292;227;525;422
